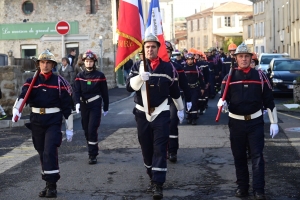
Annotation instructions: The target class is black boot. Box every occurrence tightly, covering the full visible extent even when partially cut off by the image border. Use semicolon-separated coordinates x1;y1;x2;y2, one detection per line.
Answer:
235;188;248;197
192;119;197;125
89;155;97;164
146;180;154;193
152;184;163;199
169;153;177;163
39;182;50;197
45;182;57;198
187;119;192;124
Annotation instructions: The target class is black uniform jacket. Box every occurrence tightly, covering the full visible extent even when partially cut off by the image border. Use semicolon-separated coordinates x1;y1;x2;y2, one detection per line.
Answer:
171;61;191;102
20;73;72;120
196;60;210;84
126;58;181;108
74;70;109;112
220;67;275;115
183;64;205;89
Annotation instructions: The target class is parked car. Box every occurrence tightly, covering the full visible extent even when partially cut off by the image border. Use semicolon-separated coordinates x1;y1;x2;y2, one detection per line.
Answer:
258;53;289;72
269;58;300;94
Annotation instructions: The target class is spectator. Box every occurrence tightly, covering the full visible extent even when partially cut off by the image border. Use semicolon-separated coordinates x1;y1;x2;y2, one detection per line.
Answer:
0;87;7;119
122;58;133;83
74;53;85;76
273;49;278;53
68;49;77;68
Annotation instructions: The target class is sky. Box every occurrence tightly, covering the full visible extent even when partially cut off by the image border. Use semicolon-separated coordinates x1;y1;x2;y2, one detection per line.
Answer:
173;0;253;18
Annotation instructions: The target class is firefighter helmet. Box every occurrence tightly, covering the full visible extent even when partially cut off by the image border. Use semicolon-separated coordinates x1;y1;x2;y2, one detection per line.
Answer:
82;50;98;61
165;41;174;51
37;50;57;66
228;43;237;51
144;33;160;47
234;43;253;55
185;52;194;59
173;49;181;56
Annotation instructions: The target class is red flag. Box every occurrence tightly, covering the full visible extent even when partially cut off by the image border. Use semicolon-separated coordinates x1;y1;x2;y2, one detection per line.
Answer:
115;0;144;72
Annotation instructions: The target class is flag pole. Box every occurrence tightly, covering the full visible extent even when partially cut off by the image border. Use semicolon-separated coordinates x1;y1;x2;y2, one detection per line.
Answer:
141;45;151;115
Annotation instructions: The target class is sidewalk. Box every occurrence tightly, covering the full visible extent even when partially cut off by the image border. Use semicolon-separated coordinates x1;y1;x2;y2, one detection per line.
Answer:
0;87;133;129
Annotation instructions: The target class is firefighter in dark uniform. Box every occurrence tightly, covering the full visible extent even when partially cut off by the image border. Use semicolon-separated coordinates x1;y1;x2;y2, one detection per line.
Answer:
165;41;192;163
196;54;210;114
173;49;185;68
222;43;237;79
206;49;218;99
74;50;109;165
184;52;205;125
217;43;279;200
126;34;184;199
12;50;73;198
211;47;222;94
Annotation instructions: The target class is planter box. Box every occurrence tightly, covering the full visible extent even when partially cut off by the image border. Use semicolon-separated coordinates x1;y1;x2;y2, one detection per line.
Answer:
293;83;300;103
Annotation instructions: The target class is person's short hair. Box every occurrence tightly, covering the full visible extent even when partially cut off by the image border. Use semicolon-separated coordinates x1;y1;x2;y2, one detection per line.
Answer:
62;57;70;65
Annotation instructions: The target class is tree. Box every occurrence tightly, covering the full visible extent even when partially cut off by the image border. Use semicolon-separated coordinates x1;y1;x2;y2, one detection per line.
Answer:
222;37;243;53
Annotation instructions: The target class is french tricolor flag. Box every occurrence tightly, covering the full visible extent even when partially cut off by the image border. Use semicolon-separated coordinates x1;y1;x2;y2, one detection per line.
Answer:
145;0;170;62
115;0;144;71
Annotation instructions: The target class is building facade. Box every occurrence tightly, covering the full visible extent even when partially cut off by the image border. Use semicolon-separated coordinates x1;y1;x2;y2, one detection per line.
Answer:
185;1;252;52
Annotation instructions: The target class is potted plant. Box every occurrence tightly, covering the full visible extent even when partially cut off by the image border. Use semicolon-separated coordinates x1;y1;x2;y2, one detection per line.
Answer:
293;77;300;103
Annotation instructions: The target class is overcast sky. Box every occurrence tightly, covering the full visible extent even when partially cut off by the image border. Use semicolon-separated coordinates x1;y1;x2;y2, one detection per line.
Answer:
173;0;253;18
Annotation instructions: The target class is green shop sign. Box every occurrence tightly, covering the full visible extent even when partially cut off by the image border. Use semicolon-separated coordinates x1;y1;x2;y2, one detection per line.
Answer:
0;21;79;40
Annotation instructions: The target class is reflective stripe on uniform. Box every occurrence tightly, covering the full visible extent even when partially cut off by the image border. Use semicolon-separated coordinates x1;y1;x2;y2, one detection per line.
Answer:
88;141;98;145
169;135;178;138
152;167;167;171
144;163;152;168
44;170;59;174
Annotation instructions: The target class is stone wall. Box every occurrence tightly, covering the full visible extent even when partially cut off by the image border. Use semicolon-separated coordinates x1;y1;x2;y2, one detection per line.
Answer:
0;65;33;116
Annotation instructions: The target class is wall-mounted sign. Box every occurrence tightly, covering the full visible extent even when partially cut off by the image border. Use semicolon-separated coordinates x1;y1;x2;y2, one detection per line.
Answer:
0;21;79;40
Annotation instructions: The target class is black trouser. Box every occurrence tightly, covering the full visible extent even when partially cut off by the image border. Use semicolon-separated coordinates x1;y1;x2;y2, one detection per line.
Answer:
134;109;170;185
30;112;63;183
208;73;215;97
80;98;102;156
228;115;265;194
187;87;199;120
169;101;179;154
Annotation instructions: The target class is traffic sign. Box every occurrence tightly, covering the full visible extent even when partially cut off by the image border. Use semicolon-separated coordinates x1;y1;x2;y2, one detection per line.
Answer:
55;21;70;35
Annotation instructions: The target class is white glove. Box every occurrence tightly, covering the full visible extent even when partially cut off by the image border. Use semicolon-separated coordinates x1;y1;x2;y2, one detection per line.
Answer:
103;111;108;116
270;124;279;138
140;72;151;81
12;108;22;122
217;99;228;113
186;102;192;111
66;129;73;142
75;103;80;113
177;110;184;124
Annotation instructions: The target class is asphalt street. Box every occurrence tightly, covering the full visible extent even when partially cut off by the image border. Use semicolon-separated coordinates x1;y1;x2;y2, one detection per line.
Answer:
0;88;300;200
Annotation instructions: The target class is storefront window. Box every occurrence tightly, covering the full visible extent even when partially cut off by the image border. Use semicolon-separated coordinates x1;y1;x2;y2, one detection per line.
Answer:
22;1;34;15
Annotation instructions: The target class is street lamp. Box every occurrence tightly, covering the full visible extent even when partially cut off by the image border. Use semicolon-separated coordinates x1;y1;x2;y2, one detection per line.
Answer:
99;35;103;72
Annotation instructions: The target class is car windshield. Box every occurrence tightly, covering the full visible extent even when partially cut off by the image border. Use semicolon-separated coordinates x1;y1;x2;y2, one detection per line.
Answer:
260;55;284;64
273;60;300;71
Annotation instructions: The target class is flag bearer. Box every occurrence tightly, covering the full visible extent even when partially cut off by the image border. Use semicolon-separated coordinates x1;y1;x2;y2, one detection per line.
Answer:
126;34;184;199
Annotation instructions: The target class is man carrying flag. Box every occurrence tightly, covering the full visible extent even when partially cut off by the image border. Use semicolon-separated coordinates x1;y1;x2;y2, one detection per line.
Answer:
145;0;169;62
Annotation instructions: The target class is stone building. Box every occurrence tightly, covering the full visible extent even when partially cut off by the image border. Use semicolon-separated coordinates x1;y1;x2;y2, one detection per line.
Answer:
0;0;117;88
185;1;252;51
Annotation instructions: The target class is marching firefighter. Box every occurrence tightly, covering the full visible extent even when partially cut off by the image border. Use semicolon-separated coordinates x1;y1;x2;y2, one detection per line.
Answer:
217;43;278;200
165;41;192;163
206;49;218;99
196;54;210;115
126;34;184;199
222;43;237;79
12;50;73;198
74;50;109;165
173;49;185;67
184;52;205;125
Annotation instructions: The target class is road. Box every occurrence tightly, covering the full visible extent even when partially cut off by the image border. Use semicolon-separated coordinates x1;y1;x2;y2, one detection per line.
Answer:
0;93;300;200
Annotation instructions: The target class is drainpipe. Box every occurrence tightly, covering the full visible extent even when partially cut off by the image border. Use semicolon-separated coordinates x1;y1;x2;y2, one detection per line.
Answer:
273;0;275;51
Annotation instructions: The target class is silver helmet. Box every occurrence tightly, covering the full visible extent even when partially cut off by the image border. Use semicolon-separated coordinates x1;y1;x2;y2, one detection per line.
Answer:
144;33;160;47
234;42;253;55
37;50;57;66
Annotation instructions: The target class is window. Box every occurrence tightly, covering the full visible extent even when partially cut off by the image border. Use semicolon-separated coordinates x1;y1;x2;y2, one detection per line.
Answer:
260;1;264;13
197;19;200;30
87;0;97;14
254;3;257;15
261;46;265;53
204;18;207;29
248;25;252;38
190;21;193;31
21;45;37;58
198;37;200;46
22;1;34;15
191;37;194;48
204;35;208;48
225;16;231;27
161;8;165;23
260;22;264;36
